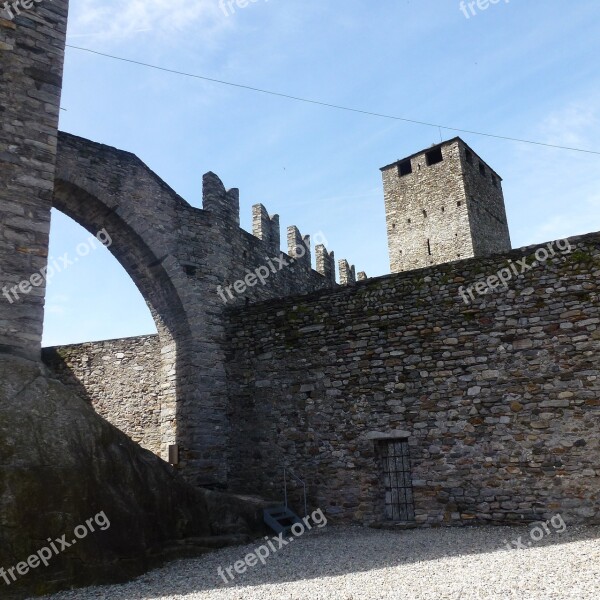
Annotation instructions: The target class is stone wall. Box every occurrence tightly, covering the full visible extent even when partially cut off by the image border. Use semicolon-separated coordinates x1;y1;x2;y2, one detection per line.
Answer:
47;133;365;485
0;354;262;599
43;336;163;456
0;0;69;360
225;232;600;526
1;0;371;489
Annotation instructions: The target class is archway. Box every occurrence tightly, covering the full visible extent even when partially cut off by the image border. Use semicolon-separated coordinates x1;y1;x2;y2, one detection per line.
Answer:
42;208;156;346
49;131;249;487
50;180;191;462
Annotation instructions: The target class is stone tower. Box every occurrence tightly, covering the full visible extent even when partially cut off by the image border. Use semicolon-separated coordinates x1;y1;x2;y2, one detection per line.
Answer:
0;0;69;359
381;137;511;273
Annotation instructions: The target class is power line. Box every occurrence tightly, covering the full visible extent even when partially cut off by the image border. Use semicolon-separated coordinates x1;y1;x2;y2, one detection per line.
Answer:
65;44;600;157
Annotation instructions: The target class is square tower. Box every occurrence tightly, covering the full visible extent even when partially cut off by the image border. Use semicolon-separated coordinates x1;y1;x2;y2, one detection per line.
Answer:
381;137;511;273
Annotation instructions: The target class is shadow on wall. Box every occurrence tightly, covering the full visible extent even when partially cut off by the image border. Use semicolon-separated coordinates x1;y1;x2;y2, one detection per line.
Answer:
41;347;93;404
0;356;219;599
51;171;192;471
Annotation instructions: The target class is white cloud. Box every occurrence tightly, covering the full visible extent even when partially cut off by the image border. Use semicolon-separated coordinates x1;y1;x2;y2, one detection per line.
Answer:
538;102;599;150
510;98;600;245
68;0;231;44
45;294;70;317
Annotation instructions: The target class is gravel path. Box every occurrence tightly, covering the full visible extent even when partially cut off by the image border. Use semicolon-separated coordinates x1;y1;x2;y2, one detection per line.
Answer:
37;525;600;600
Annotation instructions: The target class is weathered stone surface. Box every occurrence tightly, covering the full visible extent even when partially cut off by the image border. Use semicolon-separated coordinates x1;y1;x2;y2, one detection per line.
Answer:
224;232;600;527
3;7;600;594
42;337;163;456
46;234;600;529
50;132;361;485
42;234;600;524
382;138;511;273
0;356;256;599
0;0;68;360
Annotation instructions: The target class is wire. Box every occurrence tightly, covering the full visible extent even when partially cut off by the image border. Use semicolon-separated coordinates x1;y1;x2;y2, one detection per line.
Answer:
65;44;600;157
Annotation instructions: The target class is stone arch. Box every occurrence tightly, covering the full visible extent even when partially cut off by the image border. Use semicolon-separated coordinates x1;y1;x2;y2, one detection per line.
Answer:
52;134;194;463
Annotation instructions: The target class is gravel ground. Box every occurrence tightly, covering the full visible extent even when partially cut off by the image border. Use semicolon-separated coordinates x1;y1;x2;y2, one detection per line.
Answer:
37;524;600;600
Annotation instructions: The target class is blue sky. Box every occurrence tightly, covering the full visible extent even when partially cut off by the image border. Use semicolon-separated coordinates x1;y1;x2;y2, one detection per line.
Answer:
43;0;600;346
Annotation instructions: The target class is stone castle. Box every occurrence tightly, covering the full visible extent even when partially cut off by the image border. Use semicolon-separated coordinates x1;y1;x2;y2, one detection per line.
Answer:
1;1;599;597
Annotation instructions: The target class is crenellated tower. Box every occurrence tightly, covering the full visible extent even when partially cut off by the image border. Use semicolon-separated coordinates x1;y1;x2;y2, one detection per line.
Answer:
381;137;511;273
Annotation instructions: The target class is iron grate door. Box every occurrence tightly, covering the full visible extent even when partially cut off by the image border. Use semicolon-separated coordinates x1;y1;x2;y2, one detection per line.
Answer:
378;438;415;522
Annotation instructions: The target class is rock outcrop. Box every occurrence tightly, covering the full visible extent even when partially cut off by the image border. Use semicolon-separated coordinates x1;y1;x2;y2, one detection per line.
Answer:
0;355;254;599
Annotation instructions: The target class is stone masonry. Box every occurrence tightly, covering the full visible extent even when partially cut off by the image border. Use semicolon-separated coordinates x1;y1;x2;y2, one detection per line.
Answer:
42;336;163;456
1;0;365;485
0;0;68;360
3;0;599;543
381;138;512;273
10;128;365;487
0;5;276;595
224;233;600;525
46;233;600;527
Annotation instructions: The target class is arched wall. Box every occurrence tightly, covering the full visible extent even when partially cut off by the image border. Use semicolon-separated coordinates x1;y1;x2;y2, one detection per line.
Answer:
51;180;190;460
2;0;341;490
50;131;338;487
52;132;217;474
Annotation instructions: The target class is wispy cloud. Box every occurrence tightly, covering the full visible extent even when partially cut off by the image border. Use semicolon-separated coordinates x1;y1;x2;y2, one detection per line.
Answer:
511;97;600;245
45;294;70;317
68;0;231;44
538;102;599;150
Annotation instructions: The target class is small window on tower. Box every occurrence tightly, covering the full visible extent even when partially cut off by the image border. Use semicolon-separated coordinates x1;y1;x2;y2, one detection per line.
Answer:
457;201;462;207
423;210;427;218
465;149;473;165
479;162;486;177
491;174;499;188
425;147;443;166
398;160;412;177
427;239;432;255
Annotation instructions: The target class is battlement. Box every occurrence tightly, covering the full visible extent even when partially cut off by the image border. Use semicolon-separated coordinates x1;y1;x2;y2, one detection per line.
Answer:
201;172;364;286
6;3;600;596
202;172;240;227
339;259;357;285
316;245;335;285
252;204;280;255
287;226;311;270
